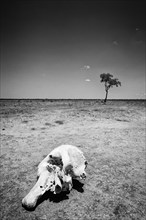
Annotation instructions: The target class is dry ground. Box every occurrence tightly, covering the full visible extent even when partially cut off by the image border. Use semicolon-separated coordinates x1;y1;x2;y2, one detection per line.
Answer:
0;99;145;220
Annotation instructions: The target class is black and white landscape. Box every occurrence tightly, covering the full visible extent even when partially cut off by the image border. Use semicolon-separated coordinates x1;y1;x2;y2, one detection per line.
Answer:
1;0;145;219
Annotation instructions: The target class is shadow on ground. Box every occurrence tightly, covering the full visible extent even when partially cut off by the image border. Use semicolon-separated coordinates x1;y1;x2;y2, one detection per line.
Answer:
22;179;84;211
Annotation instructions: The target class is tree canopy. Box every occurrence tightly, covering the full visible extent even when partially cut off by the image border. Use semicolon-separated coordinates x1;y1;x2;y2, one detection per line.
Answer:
100;73;121;88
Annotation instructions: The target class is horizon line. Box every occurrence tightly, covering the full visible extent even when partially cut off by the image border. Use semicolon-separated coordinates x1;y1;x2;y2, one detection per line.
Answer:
0;98;145;101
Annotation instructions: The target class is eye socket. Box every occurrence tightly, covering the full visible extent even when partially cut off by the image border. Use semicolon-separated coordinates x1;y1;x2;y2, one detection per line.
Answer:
40;186;43;188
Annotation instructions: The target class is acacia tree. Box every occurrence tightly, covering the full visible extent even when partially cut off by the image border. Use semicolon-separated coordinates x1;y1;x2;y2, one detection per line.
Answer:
100;73;121;103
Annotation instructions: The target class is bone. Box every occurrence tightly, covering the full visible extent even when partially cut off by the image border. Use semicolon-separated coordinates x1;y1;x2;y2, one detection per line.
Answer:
22;145;87;209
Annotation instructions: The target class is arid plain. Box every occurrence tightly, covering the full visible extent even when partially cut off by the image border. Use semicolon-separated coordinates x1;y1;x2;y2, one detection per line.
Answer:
0;99;145;220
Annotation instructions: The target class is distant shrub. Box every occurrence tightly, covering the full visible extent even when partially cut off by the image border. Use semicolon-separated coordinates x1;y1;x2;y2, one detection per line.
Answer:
93;109;100;112
41;127;46;130
55;120;64;125
113;203;127;216
31;127;36;130
80;109;88;112
115;118;129;122
45;122;52;126
22;120;28;123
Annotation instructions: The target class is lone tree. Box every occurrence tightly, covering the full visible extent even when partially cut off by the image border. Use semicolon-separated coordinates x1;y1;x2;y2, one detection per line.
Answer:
100;73;121;103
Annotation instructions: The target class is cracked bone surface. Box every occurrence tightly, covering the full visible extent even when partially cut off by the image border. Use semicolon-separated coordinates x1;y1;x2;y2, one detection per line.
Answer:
22;170;55;209
22;164;72;209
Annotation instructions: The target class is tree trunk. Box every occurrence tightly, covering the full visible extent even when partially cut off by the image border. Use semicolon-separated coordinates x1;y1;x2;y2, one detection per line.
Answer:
104;89;108;103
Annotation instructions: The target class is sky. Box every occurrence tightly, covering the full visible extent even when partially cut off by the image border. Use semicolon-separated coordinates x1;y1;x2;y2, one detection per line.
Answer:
1;0;145;99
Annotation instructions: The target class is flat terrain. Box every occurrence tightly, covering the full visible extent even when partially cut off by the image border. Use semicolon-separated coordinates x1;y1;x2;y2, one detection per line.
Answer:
0;99;145;220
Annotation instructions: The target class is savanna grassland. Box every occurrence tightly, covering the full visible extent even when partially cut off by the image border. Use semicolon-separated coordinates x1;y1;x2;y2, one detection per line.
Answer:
0;99;145;220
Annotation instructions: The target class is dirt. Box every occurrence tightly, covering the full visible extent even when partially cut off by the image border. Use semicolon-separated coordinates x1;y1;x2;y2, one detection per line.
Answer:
0;99;145;220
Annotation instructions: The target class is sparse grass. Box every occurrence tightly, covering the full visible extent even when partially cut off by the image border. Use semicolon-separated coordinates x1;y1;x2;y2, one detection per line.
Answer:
0;99;145;220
